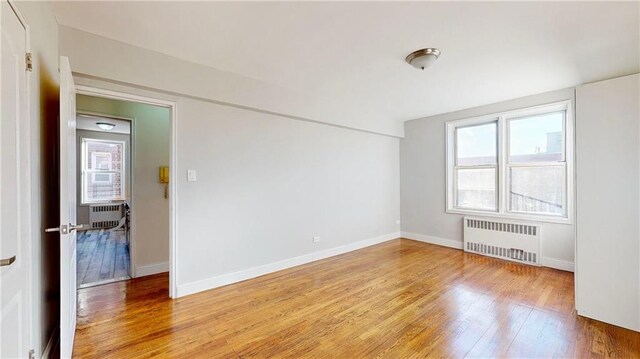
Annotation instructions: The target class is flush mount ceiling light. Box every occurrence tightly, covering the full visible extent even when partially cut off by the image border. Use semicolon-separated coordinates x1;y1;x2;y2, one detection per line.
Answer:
405;48;441;70
96;122;115;131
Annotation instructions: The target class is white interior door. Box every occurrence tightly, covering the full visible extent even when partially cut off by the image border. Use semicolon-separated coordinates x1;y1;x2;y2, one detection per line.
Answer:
0;1;30;357
58;56;78;358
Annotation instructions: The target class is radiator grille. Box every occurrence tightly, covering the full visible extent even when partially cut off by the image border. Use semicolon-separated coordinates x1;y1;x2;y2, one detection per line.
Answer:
465;241;537;264
91;204;121;213
89;203;123;229
466;219;537;236
91;220;119;229
463;217;541;266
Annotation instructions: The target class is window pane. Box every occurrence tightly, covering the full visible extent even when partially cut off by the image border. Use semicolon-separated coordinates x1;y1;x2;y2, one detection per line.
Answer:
456;122;497;166
456;168;496;210
509;166;564;215
92;153;112;170
509;111;564;163
83;172;123;202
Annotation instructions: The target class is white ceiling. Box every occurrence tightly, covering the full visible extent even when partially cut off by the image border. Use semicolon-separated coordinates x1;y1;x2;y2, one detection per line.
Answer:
53;1;639;125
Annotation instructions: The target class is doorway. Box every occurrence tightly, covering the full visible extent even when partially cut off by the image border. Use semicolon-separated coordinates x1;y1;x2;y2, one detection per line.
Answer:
73;93;172;289
75;112;132;287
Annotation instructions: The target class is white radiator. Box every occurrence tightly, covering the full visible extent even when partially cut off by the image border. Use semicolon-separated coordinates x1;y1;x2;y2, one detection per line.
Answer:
463;216;541;266
89;203;124;229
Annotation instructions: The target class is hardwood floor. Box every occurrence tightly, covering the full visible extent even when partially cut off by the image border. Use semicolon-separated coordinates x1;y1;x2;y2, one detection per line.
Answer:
73;239;640;358
76;229;130;287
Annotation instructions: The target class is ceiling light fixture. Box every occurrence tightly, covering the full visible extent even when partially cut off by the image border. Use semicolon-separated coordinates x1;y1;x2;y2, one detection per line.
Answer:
96;122;116;131
405;48;441;70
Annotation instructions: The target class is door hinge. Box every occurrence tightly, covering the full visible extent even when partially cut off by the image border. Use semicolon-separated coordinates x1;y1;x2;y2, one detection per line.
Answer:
28;349;35;359
25;52;33;72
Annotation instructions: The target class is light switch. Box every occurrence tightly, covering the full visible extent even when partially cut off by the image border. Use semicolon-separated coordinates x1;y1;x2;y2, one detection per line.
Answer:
187;169;197;182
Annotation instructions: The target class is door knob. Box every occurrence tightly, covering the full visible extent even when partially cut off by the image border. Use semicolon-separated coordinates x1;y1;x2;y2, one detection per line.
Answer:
0;255;16;267
45;224;83;234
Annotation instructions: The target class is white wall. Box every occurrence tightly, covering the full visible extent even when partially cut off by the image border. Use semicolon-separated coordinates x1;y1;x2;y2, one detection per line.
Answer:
400;88;576;271
12;1;61;357
176;98;400;292
60;30;401;297
575;74;640;331
75;95;170;275
58;25;404;137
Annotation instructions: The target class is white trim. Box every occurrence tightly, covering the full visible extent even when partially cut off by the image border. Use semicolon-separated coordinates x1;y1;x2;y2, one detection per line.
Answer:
135;262;169;277
445;208;572;225
540;257;575;272
75;85;179;298
177;232;401;297
76;85;176;108
41;324;59;359
401;232;463;249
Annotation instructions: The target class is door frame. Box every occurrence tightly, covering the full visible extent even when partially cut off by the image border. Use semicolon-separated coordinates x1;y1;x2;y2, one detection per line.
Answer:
75;85;179;298
2;0;33;356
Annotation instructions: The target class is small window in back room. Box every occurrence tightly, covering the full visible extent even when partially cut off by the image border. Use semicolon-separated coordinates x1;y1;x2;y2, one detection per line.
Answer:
81;138;125;203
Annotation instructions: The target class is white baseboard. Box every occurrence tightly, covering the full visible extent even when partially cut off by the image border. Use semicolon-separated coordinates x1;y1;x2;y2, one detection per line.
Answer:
136;261;169;277
41;323;59;359
177;232;401;297
401;231;463;249
401;231;574;272
541;257;575;272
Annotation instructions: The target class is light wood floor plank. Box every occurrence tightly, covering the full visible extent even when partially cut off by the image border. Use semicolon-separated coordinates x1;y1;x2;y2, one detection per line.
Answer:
74;239;640;358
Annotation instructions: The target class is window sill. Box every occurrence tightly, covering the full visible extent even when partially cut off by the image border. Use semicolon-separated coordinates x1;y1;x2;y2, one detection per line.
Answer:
445;208;572;225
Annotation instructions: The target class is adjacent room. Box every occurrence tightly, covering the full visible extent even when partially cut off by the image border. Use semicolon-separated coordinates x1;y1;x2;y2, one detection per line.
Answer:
0;1;639;358
75;112;132;287
73;94;170;288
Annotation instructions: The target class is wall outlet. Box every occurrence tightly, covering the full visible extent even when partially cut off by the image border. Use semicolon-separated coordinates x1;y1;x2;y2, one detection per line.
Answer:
312;236;321;243
396;219;401;225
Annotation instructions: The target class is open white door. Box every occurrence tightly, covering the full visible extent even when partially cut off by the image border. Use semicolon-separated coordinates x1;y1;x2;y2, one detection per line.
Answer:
46;56;79;358
0;1;31;357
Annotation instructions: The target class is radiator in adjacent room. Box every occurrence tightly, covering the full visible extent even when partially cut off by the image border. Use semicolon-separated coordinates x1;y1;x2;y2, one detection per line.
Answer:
89;203;124;229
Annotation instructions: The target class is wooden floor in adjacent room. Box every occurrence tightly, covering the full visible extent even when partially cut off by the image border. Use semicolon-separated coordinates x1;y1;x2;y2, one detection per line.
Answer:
76;229;130;287
73;239;640;358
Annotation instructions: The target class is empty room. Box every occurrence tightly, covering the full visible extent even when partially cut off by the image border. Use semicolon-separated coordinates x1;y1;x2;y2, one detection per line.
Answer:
1;1;639;358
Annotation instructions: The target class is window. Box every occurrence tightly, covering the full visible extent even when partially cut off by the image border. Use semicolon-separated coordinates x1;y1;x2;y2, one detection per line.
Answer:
454;121;497;211
81;138;125;203
446;101;573;223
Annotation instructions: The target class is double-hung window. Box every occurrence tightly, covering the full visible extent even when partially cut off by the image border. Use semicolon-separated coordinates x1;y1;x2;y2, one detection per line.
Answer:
446;101;573;223
81;138;126;203
453;120;498;211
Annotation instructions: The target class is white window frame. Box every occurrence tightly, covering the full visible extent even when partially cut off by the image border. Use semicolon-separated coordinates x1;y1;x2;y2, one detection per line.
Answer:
81;138;126;204
446;100;574;224
452;119;499;212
